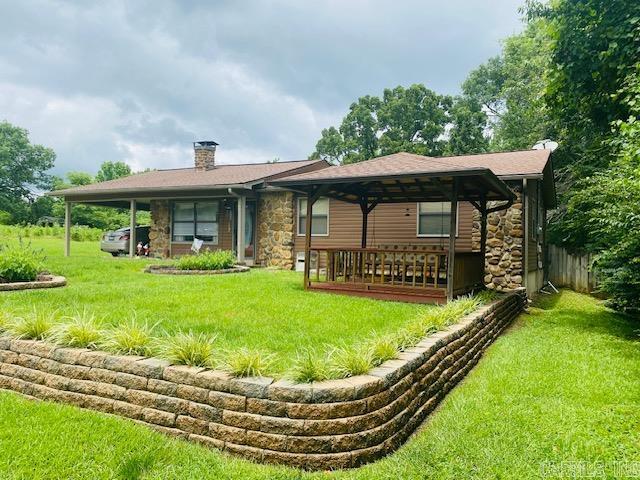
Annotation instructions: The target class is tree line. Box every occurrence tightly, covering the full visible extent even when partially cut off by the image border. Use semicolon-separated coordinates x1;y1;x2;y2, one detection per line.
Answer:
0;121;148;230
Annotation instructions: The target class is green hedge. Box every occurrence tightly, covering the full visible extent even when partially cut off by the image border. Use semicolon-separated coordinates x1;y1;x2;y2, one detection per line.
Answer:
175;250;236;271
0;225;103;242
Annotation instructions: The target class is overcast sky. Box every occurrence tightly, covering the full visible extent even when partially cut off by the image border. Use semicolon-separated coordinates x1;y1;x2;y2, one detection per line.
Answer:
0;0;525;175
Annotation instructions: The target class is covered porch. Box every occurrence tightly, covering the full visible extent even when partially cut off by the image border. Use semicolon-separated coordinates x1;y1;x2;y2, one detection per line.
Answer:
53;189;257;264
272;157;515;303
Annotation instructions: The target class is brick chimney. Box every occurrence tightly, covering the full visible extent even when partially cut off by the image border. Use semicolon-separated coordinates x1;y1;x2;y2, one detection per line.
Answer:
194;141;218;170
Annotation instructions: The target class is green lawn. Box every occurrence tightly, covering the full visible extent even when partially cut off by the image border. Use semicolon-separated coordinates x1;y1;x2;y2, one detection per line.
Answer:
0;290;638;479
0;237;425;371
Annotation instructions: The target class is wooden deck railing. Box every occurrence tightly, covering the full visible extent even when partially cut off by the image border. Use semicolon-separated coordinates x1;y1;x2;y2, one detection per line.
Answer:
306;248;483;297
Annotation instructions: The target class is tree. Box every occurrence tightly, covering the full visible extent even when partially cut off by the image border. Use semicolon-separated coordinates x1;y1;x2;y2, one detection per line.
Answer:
0;121;55;222
462;19;552;151
311;85;451;163
95;161;132;182
538;0;640;247
445;97;489;155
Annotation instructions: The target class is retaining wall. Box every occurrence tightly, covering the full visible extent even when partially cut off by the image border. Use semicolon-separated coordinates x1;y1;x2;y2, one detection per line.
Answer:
0;290;525;470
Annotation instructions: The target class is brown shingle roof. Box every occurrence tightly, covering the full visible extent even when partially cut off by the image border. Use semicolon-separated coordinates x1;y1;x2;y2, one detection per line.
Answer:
50;159;325;196
274;150;551;183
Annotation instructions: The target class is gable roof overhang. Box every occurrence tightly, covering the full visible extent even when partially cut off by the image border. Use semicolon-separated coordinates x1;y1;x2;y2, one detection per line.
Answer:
46;159;330;204
271;166;515;206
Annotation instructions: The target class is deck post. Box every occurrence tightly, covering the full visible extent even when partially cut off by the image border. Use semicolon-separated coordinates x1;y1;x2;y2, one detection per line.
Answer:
64;201;71;257
303;193;315;289
480;195;487;285
129;199;137;258
360;196;368;248
236;196;246;264
447;179;459;301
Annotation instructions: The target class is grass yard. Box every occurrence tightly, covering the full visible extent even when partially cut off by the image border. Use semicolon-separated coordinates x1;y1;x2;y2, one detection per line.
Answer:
0;237;425;372
0;290;638;479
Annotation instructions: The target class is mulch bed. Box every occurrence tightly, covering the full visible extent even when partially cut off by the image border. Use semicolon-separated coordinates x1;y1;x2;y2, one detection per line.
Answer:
0;274;67;292
144;265;250;275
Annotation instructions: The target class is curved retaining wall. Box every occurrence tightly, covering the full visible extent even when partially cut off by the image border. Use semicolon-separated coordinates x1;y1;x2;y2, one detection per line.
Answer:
0;275;66;291
0;290;525;470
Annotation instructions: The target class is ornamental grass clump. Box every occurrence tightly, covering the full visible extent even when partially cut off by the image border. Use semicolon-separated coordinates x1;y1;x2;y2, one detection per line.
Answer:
288;348;330;383
368;335;399;367
0;240;45;283
329;344;374;379
224;348;276;377
103;319;155;356
175;250;236;271
50;310;103;349
159;331;217;367
8;311;55;340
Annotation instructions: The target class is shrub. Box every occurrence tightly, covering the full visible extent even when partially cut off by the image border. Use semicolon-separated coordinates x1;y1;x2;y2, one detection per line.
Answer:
0;240;45;283
224;348;275;377
8;311;55;340
175;250;236;271
288;348;329;383
369;336;399;366
51;310;103;349
159;331;217;367
102;320;155;356
329;344;373;378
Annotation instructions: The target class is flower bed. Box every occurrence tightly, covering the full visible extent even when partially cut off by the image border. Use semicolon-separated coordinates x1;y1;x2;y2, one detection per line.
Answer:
144;265;250;275
0;274;67;292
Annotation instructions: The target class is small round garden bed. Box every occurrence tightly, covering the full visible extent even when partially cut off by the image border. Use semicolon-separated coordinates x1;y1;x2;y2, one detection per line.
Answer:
0;274;67;291
144;265;250;275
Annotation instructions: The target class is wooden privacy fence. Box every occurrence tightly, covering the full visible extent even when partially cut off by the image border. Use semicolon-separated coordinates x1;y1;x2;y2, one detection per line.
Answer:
548;245;597;293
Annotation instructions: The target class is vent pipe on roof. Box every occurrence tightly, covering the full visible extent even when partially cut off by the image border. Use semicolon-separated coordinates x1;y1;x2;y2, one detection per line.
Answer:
194;140;219;171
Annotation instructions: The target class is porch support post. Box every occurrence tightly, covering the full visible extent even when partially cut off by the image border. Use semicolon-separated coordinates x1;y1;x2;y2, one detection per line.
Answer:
360;196;368;249
64;201;71;257
480;194;488;283
447;179;459;301
236;196;246;264
129;199;137;258
303;193;315;290
523;178;529;292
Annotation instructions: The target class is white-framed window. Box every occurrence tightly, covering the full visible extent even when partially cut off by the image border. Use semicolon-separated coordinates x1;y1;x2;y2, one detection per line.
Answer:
417;202;459;237
172;201;219;243
297;197;329;236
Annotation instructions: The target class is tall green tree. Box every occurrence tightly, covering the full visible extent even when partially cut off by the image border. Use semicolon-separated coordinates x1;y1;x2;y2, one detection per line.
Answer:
311;85;453;163
0;121;55;222
462;18;552;151
445;97;489;155
95;161;132;182
537;0;640;247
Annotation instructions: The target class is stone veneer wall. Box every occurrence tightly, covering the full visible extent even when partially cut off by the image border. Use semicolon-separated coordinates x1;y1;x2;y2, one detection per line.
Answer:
256;191;295;269
472;189;524;291
0;291;525;470
149;199;171;258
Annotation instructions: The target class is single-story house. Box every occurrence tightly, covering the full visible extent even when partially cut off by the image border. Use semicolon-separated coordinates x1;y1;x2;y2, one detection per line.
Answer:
50;141;555;302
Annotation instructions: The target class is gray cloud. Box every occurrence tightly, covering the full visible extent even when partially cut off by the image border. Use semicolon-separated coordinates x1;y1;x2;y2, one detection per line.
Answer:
0;0;524;174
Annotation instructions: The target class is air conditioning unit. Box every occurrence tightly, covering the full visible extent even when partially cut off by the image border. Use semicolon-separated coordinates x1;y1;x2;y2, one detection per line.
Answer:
295;251;318;272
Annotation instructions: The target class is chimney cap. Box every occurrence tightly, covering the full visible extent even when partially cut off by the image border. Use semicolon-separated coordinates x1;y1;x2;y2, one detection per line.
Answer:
194;140;219;148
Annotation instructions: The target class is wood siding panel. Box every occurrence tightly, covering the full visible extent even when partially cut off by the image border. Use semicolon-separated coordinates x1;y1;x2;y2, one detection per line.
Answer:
293;198;475;255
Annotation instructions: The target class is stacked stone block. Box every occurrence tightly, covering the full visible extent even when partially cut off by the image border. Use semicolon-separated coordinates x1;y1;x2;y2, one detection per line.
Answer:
256;192;295;269
472;190;524;291
0;291;525;470
149;199;171;258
